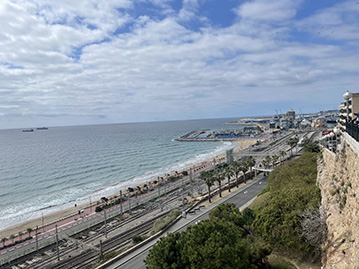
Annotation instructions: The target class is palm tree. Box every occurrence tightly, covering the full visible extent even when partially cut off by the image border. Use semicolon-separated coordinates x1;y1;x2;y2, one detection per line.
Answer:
199;170;214;203
271;155;279;168
240;161;249;184
246;156;256;179
232;161;242;188
293;136;299;155
287;137;299;156
262;156;272;169
18;231;23;241
10;234;15;244
214;170;224;198
279;150;286;164
1;237;6;248
224;166;233;192
27;228;33;238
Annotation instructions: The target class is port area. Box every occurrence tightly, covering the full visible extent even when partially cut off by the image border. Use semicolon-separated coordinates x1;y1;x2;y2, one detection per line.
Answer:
224;118;270;127
175;128;266;142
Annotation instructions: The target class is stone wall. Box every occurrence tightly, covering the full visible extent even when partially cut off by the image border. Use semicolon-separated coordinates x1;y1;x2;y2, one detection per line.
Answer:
318;136;359;268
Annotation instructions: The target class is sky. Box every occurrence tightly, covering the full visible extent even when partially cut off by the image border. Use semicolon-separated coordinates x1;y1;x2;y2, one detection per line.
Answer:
0;0;358;129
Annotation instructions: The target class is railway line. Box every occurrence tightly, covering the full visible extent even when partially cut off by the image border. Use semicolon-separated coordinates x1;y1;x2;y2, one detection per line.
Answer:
9;192;183;269
45;214;157;269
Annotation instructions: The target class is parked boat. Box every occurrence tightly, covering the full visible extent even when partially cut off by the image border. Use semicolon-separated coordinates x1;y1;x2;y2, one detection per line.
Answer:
37;127;48;130
22;129;34;132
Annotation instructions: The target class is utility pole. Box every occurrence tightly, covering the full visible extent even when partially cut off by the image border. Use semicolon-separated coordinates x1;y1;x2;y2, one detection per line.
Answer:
42;213;44;232
182;176;185;206
35;226;38;253
104;211;107;238
129;198;132;214
56;225;60;261
89;196;92;213
120;190;123;216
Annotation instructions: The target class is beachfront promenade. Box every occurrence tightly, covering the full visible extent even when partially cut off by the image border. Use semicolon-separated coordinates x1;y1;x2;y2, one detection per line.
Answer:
0;156;226;266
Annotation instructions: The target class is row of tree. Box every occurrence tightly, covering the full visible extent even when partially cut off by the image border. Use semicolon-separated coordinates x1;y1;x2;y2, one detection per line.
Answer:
1;228;33;249
199;157;256;203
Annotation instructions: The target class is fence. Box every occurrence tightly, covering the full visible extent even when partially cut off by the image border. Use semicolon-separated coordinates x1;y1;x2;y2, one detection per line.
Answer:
346;122;359;142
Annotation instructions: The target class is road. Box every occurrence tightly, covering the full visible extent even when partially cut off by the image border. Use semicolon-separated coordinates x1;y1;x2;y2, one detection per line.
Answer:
105;174;269;269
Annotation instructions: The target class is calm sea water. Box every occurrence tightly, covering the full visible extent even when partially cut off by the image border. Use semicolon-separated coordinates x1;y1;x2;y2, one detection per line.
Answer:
0;118;243;230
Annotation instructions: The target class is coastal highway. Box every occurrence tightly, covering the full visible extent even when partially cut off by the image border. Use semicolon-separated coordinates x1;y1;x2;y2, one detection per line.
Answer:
104;174;269;269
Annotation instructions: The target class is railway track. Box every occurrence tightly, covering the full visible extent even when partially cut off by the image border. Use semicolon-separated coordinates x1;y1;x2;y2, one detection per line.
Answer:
46;217;155;269
27;211;148;269
24;194;181;269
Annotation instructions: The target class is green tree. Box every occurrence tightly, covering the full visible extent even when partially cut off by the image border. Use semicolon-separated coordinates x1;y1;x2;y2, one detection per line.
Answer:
146;203;271;269
240;161;249;184
1;237;6;248
10;234;15;244
271;155;279;168
224;166;233;192
304;141;320;153
18;231;23;241
253;153;321;255
145;232;187;269
232;161;242;188
279;150;286;163
27;228;33;238
214;170;224;198
199;170;214;203
287;137;299;156
246;156;256;179
181;219;251;269
262;156;272;169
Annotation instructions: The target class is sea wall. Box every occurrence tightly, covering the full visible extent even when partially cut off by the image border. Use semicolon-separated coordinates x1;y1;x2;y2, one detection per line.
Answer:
318;134;359;268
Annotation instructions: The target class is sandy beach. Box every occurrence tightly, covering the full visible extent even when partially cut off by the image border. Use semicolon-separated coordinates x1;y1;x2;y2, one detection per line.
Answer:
0;138;260;240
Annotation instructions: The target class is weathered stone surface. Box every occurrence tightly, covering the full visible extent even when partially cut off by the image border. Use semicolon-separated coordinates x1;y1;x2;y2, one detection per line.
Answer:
319;139;359;268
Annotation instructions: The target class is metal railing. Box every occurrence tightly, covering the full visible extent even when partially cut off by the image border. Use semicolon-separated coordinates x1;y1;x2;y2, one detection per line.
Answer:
346;122;359;142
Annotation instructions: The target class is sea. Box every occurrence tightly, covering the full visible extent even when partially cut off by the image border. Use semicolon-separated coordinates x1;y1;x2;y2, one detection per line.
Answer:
0;118;245;230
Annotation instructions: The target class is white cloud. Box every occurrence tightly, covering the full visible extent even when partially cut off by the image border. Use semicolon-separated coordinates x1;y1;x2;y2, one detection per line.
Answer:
0;0;358;128
236;0;302;22
296;0;359;41
178;0;200;21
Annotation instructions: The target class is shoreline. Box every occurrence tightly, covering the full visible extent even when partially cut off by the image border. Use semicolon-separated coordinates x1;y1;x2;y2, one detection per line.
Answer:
0;138;259;239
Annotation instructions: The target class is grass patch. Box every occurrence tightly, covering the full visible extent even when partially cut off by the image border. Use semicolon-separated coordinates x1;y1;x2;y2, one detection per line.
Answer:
268;254;297;269
249;191;270;211
151;210;180;235
258;185;270;196
100;251;118;263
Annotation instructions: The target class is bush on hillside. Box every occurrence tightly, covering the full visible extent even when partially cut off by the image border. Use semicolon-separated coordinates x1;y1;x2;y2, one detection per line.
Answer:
252;152;322;255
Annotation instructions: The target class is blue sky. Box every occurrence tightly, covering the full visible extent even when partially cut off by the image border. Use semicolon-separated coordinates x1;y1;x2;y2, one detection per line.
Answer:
0;0;358;129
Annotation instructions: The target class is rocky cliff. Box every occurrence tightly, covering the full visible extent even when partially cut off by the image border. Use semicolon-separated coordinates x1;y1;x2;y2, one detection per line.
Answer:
318;135;359;268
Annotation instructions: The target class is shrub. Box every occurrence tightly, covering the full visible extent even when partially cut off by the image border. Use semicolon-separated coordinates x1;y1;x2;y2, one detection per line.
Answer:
253;153;322;256
258;186;270;196
151;210;180;234
132;235;145;244
101;251;118;262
